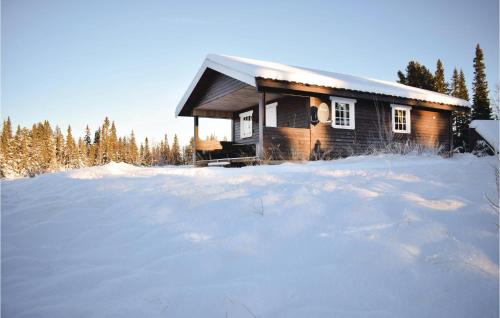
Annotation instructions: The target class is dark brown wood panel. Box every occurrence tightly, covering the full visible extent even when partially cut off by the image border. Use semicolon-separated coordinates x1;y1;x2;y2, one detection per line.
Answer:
275;96;309;128
180;68;251;116
197;69;248;106
232;95;310;145
230;92;452;159
412;109;451;148
309;96;451;157
263;127;310;160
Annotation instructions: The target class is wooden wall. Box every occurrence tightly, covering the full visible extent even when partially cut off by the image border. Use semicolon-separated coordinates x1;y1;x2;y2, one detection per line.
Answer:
195;69;248;107
275;96;309;128
232;94;451;159
233;105;259;145
232;95;309;145
412;108;451;148
309;96;451;157
263;127;310;160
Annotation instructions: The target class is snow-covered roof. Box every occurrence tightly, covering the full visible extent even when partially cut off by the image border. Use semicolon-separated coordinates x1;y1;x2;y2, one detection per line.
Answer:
176;54;471;116
470;120;499;152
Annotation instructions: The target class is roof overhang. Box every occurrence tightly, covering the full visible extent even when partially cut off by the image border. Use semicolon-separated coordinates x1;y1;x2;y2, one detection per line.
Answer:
255;78;471;112
175;57;256;117
175;54;471;117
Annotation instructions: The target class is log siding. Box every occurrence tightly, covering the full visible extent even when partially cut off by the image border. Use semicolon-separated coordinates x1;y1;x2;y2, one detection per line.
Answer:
232;94;452;159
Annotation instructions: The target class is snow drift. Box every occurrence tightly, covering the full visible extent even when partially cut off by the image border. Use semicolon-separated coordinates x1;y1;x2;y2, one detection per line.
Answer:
2;155;499;317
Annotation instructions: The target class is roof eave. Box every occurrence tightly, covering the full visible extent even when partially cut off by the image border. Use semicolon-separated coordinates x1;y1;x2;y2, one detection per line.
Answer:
255;77;471;110
175;56;256;117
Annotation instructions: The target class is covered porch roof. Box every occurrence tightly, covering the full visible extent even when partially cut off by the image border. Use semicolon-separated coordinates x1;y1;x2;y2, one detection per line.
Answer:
175;66;279;119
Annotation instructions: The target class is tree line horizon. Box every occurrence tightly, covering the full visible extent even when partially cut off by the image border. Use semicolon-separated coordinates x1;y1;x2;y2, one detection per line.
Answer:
396;44;496;149
0;44;496;178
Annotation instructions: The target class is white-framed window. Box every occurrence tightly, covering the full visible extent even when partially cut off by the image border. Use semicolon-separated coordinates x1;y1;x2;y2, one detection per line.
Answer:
391;104;411;134
330;97;356;129
239;110;253;138
265;102;278;127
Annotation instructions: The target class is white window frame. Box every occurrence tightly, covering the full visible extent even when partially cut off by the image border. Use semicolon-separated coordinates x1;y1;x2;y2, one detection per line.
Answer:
391;104;412;134
239;110;253;138
265;102;278;127
330;96;356;130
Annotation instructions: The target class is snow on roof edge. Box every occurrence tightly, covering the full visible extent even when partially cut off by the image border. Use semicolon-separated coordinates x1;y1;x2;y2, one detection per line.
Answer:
175;54;470;117
175;56;256;117
470;120;499;152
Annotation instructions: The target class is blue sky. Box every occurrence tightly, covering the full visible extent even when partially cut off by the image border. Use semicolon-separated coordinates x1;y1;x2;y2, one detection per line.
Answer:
2;0;498;145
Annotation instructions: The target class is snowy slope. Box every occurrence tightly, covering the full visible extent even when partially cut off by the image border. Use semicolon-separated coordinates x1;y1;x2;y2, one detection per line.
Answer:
470;120;499;152
176;54;470;116
2;155;499;317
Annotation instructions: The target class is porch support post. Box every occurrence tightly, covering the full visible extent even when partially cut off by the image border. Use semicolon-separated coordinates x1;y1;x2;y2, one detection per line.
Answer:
193;116;199;166
230;118;234;142
258;91;265;160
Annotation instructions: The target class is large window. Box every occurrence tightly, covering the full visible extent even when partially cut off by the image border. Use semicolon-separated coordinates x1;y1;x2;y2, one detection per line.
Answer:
239;110;253;138
265;102;278;127
330;97;356;129
391;105;411;134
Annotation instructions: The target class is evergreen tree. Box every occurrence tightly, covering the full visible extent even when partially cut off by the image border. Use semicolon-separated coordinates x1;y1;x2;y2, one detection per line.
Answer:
11;125;22;175
1;117;13;156
151;144;160;166
40;120;56;171
183;137;194;164
397;61;435;91
84;125;92;146
142;138;152;166
120;137;128;163
12;125;37;176
116;137;124;162
64;125;79;168
15;127;33;176
0;118;198;176
139;143;144;166
94;128;103;165
471;44;491;119
0;117;14;177
109;121;118;161
161;134;171;165
101;117;111;163
88;144;97;166
84;125;92;162
54;126;65;165
434;59;448;94
77;137;88;166
457;70;470;101
450;68;471;150
450;68;460;96
30;123;44;174
129;131;139;164
171;134;181;165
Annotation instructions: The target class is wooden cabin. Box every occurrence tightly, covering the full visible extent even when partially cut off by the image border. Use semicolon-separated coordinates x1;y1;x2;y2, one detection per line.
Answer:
175;54;470;166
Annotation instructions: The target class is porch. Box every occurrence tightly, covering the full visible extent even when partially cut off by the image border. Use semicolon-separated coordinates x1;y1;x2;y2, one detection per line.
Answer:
174;62;319;165
194;139;258;166
191;92;312;165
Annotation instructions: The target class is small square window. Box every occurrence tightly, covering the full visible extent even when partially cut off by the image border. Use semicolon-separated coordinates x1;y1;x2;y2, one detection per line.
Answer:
330;97;356;130
239;110;253;138
391;105;411;134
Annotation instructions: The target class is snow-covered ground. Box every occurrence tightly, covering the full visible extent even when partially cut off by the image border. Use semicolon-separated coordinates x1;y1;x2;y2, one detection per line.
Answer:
2;155;499;317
